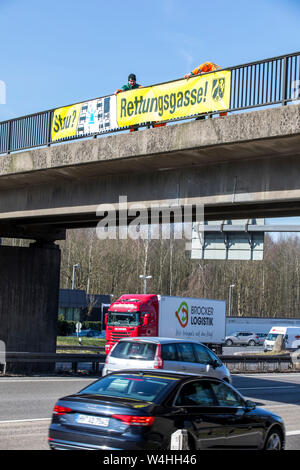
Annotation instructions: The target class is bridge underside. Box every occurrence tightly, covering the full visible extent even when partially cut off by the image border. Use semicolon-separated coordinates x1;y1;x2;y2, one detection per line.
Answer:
1;146;300;238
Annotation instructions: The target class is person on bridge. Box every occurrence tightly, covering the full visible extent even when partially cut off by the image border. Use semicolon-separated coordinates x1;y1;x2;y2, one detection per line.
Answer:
184;61;222;79
114;74;142;132
114;73;166;130
114;73;142;95
184;62;227;118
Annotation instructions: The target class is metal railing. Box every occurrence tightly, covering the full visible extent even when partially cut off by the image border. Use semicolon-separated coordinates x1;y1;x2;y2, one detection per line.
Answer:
230;52;300;110
0;51;299;156
2;350;299;375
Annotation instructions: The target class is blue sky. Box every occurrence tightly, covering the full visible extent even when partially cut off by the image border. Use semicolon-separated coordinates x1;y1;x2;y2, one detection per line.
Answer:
0;0;299;229
0;0;299;120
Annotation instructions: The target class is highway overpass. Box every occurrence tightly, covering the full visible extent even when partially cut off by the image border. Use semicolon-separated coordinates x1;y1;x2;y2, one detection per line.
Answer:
0;103;299;241
0;51;299;366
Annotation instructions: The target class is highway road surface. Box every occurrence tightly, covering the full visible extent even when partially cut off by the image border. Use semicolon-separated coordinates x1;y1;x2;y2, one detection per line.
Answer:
0;373;299;450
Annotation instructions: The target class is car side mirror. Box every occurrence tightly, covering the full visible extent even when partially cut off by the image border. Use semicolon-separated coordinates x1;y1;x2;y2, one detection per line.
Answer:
211;359;220;369
245;400;256;411
142;314;150;326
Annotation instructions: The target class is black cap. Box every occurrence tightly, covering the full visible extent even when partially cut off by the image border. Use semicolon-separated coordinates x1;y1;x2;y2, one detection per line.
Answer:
128;73;136;81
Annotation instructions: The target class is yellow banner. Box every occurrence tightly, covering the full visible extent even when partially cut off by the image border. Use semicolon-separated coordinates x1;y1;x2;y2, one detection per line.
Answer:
117;70;231;127
51;103;82;142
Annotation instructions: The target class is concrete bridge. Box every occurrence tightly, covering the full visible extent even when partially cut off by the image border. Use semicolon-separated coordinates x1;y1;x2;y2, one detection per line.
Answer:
0;103;300;366
0;104;299;235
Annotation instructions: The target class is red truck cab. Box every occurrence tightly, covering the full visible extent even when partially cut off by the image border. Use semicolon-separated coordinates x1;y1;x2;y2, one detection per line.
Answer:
105;294;158;354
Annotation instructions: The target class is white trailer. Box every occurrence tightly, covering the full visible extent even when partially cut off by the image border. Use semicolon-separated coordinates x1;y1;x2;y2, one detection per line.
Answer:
158;296;226;354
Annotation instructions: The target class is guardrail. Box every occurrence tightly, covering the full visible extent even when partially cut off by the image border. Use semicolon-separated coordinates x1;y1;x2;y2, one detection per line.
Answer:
0;51;299;155
3;351;106;374
57;345;105;352
1;350;300;375
221;354;297;373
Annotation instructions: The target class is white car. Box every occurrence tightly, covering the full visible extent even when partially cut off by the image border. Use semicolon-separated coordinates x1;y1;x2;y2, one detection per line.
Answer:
103;337;231;383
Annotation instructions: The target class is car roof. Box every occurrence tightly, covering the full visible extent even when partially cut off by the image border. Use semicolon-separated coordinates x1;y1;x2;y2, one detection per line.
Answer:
104;369;223;381
117;337;204;345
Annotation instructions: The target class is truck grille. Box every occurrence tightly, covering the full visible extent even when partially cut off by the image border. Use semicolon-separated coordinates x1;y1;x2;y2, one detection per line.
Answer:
111;331;131;342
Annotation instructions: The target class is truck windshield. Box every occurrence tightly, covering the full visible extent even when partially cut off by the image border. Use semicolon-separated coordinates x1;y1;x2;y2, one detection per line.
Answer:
266;333;279;341
107;311;140;326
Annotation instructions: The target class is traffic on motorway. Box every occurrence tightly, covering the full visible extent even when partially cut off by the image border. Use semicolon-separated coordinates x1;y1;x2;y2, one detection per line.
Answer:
48;369;285;450
1;371;300;450
47;328;299;451
3;292;300;451
47;333;291;451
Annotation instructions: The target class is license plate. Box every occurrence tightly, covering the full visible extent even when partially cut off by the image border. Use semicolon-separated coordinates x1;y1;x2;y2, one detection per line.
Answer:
76;414;109;427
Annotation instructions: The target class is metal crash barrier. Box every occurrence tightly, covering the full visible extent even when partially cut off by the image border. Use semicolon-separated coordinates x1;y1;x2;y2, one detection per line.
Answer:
1;349;300;374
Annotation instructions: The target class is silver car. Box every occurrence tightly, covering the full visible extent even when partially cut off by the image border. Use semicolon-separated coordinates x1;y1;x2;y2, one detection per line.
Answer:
102;337;231;383
225;332;260;346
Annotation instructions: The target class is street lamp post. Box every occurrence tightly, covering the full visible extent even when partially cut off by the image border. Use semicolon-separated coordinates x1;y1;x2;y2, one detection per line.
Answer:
72;263;80;290
139;275;152;294
228;284;235;317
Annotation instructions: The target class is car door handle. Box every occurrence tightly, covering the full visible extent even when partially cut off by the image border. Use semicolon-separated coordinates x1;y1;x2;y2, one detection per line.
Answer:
227;417;236;423
172;408;188;415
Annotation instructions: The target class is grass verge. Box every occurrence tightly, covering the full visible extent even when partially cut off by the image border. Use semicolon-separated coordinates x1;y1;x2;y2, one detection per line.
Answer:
57;336;106;353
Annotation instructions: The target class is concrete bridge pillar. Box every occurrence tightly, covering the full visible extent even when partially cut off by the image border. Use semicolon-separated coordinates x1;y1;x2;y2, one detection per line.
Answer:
0;242;61;372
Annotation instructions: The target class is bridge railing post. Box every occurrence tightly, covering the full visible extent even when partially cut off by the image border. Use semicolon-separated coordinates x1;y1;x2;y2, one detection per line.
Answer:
282;56;289;106
47;110;53;147
6;120;11;154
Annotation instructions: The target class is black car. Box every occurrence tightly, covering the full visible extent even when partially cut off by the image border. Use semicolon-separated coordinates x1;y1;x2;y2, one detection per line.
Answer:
48;370;285;450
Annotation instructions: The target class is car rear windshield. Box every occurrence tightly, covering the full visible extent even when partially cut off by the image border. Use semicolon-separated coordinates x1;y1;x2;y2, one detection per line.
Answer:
110;341;157;360
78;373;178;402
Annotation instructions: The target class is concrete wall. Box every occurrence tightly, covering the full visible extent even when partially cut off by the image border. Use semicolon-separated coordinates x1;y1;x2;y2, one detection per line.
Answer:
0;243;61;372
226;316;300;335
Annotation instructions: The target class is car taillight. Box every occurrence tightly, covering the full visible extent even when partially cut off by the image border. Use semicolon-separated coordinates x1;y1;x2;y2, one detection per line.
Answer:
154;343;164;369
112;415;155;426
53;405;72;415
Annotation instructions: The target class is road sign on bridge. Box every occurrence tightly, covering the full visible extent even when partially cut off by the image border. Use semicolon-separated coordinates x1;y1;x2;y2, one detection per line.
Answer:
191;219;265;260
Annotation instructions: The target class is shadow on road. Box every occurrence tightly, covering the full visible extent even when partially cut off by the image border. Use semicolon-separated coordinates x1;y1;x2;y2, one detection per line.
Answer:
232;373;300;406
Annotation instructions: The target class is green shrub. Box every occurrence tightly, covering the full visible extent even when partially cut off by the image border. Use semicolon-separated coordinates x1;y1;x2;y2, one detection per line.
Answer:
82;321;102;331
57;317;102;336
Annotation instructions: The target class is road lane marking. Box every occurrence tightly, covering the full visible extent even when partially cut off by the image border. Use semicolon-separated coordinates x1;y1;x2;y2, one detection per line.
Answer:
235;373;300;378
261;403;300;408
0;418;50;424
287;430;300;436
238;385;298;390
